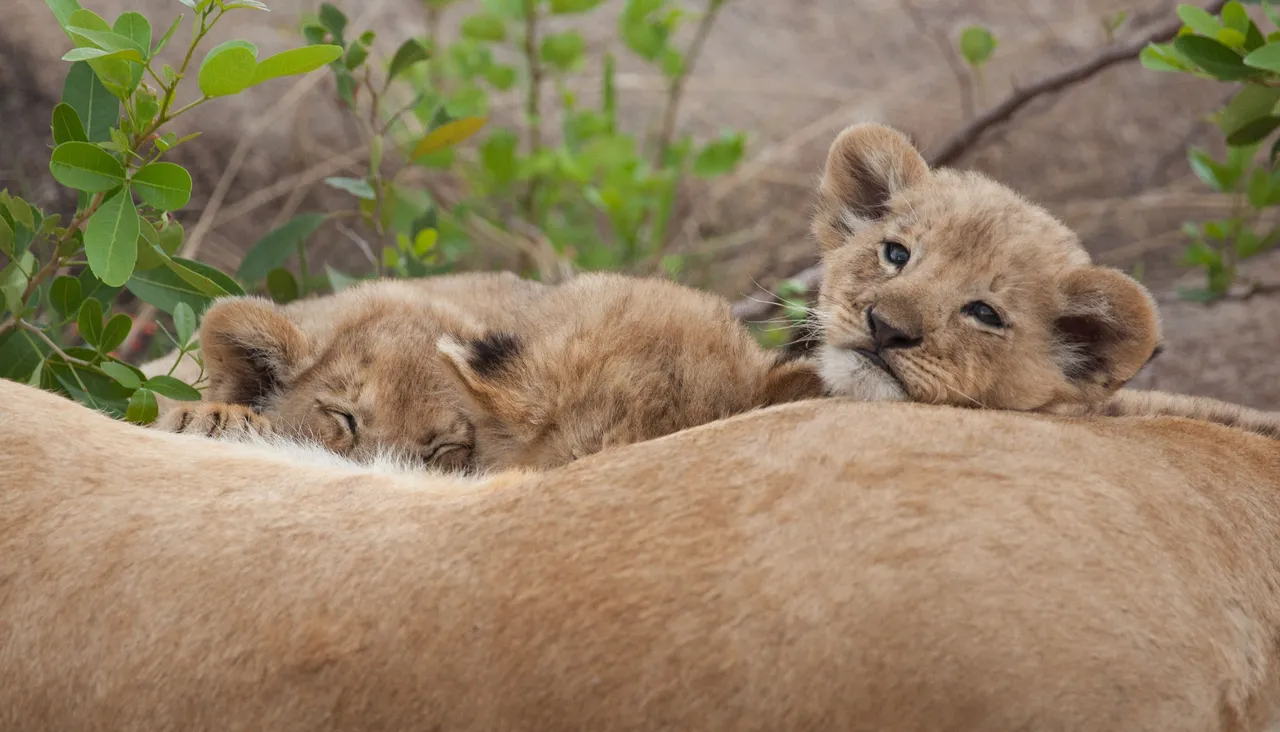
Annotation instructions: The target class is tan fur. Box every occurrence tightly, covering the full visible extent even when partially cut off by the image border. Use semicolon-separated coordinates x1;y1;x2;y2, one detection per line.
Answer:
437;272;823;470
147;272;547;469
812;122;1280;436
8;380;1280;730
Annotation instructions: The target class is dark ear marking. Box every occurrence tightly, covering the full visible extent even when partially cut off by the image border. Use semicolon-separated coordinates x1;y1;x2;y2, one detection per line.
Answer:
234;347;284;408
1143;343;1165;369
467;332;521;377
1053;314;1111;382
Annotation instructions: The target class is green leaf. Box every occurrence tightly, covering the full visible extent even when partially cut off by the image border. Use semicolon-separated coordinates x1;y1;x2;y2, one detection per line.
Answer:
480;130;519;183
77;297;103;348
237;213;325;282
1174;35;1256;79
84;188;140;287
49;275;83;318
485;63;517;90
173;301;197;346
318;3;348;44
0;330;48;380
1223;1;1252;32
1218;27;1248;48
413;228;438;257
101;360;142;389
198;40;259;97
325;264;360;292
49;141;125;193
223;0;271;9
126;257;241;315
153;14;183;56
61;62;118;142
125;387;159;424
412;117;487;159
43;0;83;32
1244;41;1280;72
692;131;746;177
1219;86;1280;137
62;46;143;63
51;102;87;145
541;31;586;71
344;31;374;70
265;267;299;303
324;176;375;199
1227;115;1280;145
112;12;152;57
135;218;167;271
461;12;506;42
131;162;192;211
958;25;997;66
253;45;344;84
143;375;201;401
1267;0;1280;29
159;218;183;255
550;0;605;13
68;25;144;55
1177;3;1224;36
1182;240;1223;267
1188;147;1237;192
99;312;131;352
1140;42;1193;72
387;38;431;82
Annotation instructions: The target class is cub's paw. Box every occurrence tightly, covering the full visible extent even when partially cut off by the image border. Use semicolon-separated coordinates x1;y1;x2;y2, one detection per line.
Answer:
153;402;274;441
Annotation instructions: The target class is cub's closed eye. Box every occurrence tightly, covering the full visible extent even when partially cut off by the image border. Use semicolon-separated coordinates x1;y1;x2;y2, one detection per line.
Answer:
962;301;1005;328
883;240;910;269
326;410;357;433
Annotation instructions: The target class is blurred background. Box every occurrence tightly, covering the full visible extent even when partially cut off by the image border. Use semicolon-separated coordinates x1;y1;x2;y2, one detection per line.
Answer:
3;0;1277;408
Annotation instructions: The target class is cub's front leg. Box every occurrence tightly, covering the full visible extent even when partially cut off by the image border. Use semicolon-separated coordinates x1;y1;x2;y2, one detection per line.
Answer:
1052;389;1280;440
153;402;275;441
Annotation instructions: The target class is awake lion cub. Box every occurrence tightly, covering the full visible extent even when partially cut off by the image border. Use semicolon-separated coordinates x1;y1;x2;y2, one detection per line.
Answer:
810;121;1280;435
147;272;547;470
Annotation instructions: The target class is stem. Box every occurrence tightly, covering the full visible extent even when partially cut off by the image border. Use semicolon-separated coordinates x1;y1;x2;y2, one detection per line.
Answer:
520;0;544;220
18;320;93;367
653;0;726;164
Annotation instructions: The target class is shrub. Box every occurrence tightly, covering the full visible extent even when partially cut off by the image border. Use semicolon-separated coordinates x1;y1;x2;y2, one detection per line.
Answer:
1142;0;1280;300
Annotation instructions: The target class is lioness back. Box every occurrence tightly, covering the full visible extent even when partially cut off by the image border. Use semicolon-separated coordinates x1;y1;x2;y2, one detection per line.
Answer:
5;380;1280;730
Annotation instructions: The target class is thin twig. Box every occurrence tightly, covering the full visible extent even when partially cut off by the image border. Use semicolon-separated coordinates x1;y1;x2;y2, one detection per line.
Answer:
728;1;1229;322
654;0;727;163
520;0;544;220
899;0;974;121
18;320;93;367
927;1;1227;167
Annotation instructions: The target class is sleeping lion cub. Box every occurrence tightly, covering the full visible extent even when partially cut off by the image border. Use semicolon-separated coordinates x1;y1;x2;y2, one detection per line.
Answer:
143;272;547;470
810;121;1280;435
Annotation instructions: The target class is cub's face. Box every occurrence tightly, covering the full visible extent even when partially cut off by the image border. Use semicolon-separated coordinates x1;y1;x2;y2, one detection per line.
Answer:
811;123;1162;411
197;291;477;471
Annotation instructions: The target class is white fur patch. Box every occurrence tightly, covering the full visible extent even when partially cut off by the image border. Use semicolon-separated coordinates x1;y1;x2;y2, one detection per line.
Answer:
204;430;422;476
817;344;908;402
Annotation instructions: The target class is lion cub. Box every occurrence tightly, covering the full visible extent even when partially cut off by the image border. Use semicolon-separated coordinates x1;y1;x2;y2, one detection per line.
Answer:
436;273;823;471
149;272;547;470
809;121;1280;435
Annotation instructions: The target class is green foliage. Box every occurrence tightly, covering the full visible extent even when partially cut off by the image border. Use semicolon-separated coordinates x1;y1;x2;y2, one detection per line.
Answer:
1142;1;1280;299
958;26;997;67
5;0;740;421
0;0;349;419
284;0;743;286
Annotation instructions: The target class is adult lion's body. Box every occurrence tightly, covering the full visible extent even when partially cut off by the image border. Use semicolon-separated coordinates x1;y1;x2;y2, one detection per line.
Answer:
4;380;1280;730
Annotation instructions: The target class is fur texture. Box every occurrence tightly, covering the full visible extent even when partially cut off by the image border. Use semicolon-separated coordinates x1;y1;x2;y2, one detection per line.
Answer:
437;272;824;470
143;272;548;469
7;380;1280;730
811;121;1280;437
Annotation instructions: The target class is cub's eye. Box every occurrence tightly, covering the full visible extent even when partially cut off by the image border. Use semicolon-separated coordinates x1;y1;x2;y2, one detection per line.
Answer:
962;301;1005;328
883;240;910;269
329;410;357;433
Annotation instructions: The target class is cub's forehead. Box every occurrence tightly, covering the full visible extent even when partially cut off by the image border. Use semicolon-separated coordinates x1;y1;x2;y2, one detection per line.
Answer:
890;173;1090;269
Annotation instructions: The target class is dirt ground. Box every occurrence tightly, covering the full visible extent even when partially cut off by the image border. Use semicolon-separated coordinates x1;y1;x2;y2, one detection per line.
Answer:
2;0;1278;406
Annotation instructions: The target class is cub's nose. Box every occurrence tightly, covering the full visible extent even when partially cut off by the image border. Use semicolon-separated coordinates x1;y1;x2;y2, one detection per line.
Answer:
867;308;922;351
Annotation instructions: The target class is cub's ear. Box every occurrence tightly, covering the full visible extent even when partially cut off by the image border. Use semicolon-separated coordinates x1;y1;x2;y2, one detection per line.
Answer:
760;356;826;406
437;332;540;442
1053;266;1162;401
812;122;930;251
199;296;309;407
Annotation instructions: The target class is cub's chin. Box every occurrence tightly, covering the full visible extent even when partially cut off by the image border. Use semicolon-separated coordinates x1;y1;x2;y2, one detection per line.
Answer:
817;344;908;403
